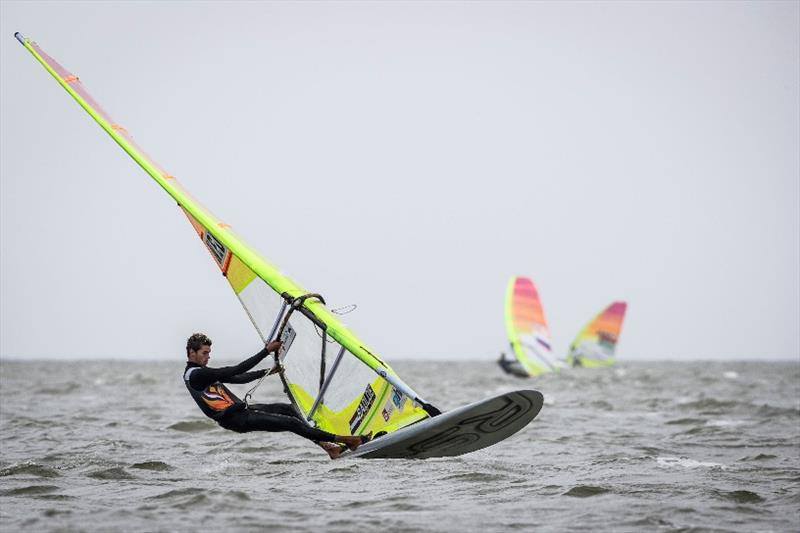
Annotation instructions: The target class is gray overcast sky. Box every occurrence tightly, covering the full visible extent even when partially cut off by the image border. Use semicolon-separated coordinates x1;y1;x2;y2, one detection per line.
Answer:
1;1;798;361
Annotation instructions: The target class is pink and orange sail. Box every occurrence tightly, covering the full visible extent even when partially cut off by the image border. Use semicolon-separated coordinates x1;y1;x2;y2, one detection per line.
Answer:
503;276;559;376
566;302;627;367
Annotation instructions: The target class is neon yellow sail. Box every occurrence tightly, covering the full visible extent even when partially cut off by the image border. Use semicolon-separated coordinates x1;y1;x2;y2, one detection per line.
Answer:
566;301;628;368
16;33;434;437
504;276;558;376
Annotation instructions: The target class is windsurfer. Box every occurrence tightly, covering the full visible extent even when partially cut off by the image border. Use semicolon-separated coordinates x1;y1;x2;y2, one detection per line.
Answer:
498;352;529;378
183;333;368;459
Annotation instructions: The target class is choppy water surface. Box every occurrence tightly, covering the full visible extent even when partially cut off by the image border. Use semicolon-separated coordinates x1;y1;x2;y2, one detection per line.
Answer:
1;360;798;532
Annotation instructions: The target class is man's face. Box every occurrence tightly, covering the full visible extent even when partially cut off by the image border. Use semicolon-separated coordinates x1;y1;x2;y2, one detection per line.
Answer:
189;345;211;366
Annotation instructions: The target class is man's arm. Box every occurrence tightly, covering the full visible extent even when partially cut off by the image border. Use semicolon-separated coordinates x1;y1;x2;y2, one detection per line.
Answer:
189;341;281;390
225;370;268;384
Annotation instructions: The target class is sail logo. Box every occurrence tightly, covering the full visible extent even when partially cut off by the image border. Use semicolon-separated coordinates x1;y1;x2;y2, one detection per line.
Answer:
382;398;396;421
391;388;404;408
204;231;227;265
349;384;376;433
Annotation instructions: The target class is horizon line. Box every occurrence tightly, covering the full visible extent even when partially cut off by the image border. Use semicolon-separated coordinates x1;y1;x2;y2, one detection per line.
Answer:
1;356;798;363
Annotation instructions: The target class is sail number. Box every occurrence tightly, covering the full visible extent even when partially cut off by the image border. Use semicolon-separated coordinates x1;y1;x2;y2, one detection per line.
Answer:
204;231;228;265
349;384;376;433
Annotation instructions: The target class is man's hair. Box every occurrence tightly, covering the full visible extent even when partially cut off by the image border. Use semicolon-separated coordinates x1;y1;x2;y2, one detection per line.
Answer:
186;333;212;356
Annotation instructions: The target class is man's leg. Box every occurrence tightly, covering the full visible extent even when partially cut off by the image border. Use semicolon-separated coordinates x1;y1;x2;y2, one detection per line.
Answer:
244;410;340;443
242;403;369;459
247;403;300;419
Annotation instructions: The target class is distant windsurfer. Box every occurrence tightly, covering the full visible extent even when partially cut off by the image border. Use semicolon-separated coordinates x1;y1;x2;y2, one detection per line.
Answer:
183;333;369;459
498;352;530;378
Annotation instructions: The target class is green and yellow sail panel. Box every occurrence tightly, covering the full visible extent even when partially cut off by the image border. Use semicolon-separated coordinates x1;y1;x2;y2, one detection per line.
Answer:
16;33;431;437
504;276;557;376
566;301;628;368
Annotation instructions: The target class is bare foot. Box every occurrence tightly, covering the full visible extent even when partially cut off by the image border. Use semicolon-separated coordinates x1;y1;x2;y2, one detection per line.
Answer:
340;432;372;451
319;442;344;460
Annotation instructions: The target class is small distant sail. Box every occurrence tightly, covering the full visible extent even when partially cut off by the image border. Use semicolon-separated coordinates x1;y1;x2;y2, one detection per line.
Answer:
503;276;558;377
16;33;435;438
566;302;627;368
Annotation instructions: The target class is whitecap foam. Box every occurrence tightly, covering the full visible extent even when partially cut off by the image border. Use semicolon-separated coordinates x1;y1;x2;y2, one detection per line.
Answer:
723;371;739;380
200;454;244;475
705;419;746;428
656;456;725;470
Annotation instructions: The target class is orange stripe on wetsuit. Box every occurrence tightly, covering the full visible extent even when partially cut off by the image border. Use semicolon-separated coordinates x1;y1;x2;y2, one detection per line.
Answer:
201;383;236;412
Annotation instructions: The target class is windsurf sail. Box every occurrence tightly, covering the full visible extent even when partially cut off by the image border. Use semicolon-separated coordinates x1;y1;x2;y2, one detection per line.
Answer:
16;32;435;438
566;301;627;368
503;276;558;376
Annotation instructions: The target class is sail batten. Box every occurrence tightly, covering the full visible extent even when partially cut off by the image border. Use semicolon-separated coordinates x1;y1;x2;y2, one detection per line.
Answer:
17;33;431;437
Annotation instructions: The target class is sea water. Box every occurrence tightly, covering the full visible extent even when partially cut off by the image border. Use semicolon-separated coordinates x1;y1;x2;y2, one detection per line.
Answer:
1;360;798;532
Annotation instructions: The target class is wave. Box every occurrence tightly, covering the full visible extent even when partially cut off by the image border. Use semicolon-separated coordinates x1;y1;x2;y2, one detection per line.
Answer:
326;464;361;475
737;454;777;461
563;485;611;497
130;461;173;471
678;398;741;412
72;415;104;423
668;420;754;438
166;420;216;432
711;489;764;504
0;485;60;496
380;501;424;512
678;399;799;418
665;417;707;425
0;462;61;478
146;487;250;508
441;472;510;483
35;493;75;501
87;467;136;480
225;490;251;502
237;445;280;454
636;446;670;456
35;382;82;395
625;516;677;528
3;416;64;430
755;404;800;418
147;488;209;510
678;425;726;436
589;400;614;411
148;487;205;500
42;508;73;517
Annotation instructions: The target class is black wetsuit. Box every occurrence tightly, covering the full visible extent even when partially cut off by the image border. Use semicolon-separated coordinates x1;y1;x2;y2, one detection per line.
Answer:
183;347;338;443
498;353;529;378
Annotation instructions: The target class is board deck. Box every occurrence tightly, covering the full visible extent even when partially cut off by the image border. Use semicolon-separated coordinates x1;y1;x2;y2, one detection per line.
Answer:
341;389;543;459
